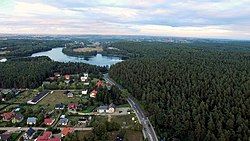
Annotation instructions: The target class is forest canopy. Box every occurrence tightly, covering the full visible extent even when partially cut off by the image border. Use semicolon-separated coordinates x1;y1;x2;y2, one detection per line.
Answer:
109;41;250;140
0;57;107;88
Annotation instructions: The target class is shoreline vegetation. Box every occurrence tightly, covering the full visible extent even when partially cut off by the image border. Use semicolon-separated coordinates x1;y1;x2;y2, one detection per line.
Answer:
0;56;107;88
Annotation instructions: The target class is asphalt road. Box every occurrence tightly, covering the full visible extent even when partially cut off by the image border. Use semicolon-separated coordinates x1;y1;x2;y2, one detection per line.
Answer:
103;73;158;141
1;127;93;132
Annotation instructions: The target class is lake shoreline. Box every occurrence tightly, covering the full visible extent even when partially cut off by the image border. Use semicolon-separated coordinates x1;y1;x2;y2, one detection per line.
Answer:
31;47;123;66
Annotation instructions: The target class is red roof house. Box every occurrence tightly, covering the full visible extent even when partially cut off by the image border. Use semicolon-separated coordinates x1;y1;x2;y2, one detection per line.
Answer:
61;127;74;137
36;131;61;141
44;118;54;126
67;103;77;110
64;75;70;80
96;80;104;87
90;90;97;98
1;112;15;121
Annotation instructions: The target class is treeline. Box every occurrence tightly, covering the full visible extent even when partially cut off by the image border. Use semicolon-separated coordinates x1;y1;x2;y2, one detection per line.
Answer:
62;47;97;58
106;41;250;60
0;57;107;88
109;41;250;140
0;39;67;57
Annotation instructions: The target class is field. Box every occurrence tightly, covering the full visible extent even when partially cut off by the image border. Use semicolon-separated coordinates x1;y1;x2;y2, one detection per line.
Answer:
73;47;103;53
38;91;81;109
10;90;37;103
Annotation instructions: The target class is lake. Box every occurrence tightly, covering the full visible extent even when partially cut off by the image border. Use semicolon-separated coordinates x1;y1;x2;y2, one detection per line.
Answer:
31;47;123;66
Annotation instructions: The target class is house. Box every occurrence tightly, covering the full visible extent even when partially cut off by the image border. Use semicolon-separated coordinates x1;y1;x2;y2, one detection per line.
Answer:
23;127;36;140
55;103;65;110
0;133;11;141
80;76;88;82
81;90;88;95
49;77;55;81
97;106;108;113
83;73;88;77
14;107;21;112
106;82;112;90
44;118;55;126
60;115;66;119
67;92;73;98
64;75;70;80
96;80;104;87
108;103;116;113
78;117;87;124
1;89;12;95
36;131;61;141
27;117;37;125
1;112;15;121
90;90;97;98
97;103;116;114
54;72;61;77
12;113;24;123
61;127;74;137
68;103;77;110
58;118;68;126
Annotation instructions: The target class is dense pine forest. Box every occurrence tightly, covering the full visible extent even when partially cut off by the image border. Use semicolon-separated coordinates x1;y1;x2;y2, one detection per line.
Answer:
0;57;107;88
0;39;67;57
109;41;250;140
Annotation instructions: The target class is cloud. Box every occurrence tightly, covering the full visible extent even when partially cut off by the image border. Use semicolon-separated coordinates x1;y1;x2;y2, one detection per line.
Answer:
0;0;249;40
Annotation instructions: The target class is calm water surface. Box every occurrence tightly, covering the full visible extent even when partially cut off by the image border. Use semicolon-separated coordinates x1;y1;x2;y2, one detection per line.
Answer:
31;47;123;66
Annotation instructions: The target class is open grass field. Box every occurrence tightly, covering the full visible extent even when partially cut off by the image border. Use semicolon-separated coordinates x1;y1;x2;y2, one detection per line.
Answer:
38;91;81;109
73;47;103;53
124;130;143;141
111;113;138;127
10;90;37;103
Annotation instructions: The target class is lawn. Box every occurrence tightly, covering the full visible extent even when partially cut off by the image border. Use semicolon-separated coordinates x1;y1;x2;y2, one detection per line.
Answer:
124;130;143;141
38;91;81;109
0;104;19;112
11;131;24;141
111;113;138;128
82;105;96;113
10;90;37;103
116;103;130;108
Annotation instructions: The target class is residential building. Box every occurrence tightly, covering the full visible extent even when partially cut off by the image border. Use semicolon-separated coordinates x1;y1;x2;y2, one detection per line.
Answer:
96;80;103;87
108;103;116;113
0;133;11;141
54;72;60;77
97;103;116;114
12;113;24;123
64;75;70;80
55;103;65;110
23;127;36;140
58;118;68;126
81;90;88;95
83;73;88;77
67;92;73;98
1;112;15;121
44;118;54;126
61;127;74;137
27;117;37;125
36;131;61;141
90;90;97;98
97;106;108;113
80;76;88;82
68;103;77;111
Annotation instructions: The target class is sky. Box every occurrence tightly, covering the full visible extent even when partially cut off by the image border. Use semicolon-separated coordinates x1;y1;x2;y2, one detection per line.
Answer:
0;0;250;40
